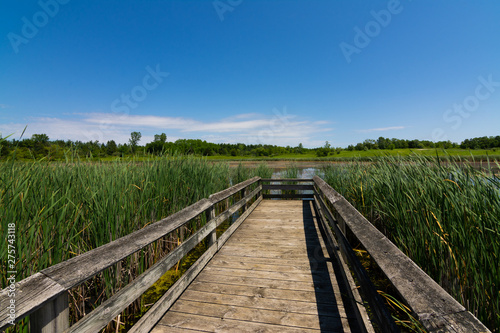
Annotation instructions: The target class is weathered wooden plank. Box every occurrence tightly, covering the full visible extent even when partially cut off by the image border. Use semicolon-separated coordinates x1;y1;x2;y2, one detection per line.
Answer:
216;248;311;260
149;326;202;333
129;244;218;333
314;176;491;333
420;310;490;333
154;312;324;333
212;185;261;228
208;260;334;275
262;184;314;191
208;176;260;204
313;176;343;204
42;199;212;289
0;273;66;331
223;239;313;249
317;191;399;332
170;299;346;330
31;292;69;333
201;266;329;283
216;196;262;250
194;271;333;293
187;281;344;306
313;194;375;333
263;193;315;199
178;290;339;316
65;220;217;333
261;178;314;183
209;253;319;268
153;199;364;333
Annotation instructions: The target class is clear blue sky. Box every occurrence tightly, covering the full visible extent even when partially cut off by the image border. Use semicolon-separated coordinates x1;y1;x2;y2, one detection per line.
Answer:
1;0;499;148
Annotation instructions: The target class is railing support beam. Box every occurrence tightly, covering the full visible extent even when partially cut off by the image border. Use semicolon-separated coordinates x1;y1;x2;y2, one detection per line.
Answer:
30;292;69;333
205;206;216;247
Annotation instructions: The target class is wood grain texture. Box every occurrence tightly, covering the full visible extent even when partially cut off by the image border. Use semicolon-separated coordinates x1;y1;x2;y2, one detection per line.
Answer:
262;184;314;191
154;200;364;332
42;199;212;289
208;176;260;204
65;220;217;333
0;273;66;331
313;176;491;333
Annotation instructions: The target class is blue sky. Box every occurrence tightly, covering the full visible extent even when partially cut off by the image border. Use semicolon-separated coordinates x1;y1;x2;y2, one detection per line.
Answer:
1;0;499;148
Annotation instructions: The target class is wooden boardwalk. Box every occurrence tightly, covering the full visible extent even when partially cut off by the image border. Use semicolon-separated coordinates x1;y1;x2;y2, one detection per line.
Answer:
152;200;363;332
2;177;491;333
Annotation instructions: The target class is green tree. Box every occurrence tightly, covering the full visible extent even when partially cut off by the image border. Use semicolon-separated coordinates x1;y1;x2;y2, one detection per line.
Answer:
154;133;167;143
32;133;49;144
31;134;50;158
129;132;142;153
106;140;117;155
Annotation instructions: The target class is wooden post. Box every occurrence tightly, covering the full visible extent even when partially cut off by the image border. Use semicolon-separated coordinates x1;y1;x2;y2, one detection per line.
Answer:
240;188;247;213
31;292;69;333
205;206;216;247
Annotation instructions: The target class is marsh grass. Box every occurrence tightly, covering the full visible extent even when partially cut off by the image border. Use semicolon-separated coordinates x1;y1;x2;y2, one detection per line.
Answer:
0;155;272;331
321;155;500;330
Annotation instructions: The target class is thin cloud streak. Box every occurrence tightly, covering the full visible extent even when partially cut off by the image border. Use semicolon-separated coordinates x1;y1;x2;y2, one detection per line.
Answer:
357;126;406;133
1;112;332;147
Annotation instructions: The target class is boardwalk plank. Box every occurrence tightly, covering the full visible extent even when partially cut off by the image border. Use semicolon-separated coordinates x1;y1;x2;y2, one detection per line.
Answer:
153;200;362;332
179;289;339;316
169;299;346;330
154;312;325;333
187;281;344;308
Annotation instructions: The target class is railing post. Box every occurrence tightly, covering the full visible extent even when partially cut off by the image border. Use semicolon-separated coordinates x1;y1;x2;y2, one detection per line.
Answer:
240;187;247;213
30;292;69;333
205;205;216;247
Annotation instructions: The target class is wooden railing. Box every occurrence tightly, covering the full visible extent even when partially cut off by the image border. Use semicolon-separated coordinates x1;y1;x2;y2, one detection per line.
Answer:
261;178;314;199
1;176;491;333
311;176;491;333
0;177;262;333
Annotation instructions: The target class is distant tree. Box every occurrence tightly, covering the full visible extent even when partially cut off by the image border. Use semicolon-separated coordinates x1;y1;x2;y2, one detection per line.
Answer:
31;133;50;158
355;143;365;151
0;134;12;157
377;137;387;150
316;148;329;157
118;144;129;157
106;140;117;155
154;133;167;143
32;134;49;144
294;143;304;154
129;132;142;153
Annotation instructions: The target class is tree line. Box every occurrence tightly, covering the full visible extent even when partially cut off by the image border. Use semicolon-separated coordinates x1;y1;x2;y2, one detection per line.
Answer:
0;132;499;160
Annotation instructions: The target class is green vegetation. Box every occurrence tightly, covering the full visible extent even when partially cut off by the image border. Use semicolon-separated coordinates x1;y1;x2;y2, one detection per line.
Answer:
321;156;500;330
1;131;499;161
0;155;272;331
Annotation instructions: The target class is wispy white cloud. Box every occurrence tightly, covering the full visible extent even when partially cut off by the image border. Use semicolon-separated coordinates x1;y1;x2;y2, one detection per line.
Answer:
0;111;332;147
357;126;406;133
0;104;10;109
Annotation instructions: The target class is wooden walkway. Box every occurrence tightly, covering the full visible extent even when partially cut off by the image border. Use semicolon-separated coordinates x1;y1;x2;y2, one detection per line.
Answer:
152;200;363;332
3;177;490;332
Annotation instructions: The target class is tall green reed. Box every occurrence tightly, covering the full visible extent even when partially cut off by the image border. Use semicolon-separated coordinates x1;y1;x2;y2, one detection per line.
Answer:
1;155;262;330
321;155;499;330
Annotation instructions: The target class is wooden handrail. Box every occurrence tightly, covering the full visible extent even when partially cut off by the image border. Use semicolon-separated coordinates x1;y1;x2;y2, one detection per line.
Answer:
312;175;491;333
4;175;489;332
208;176;260;204
0;177;264;332
260;178;313;182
